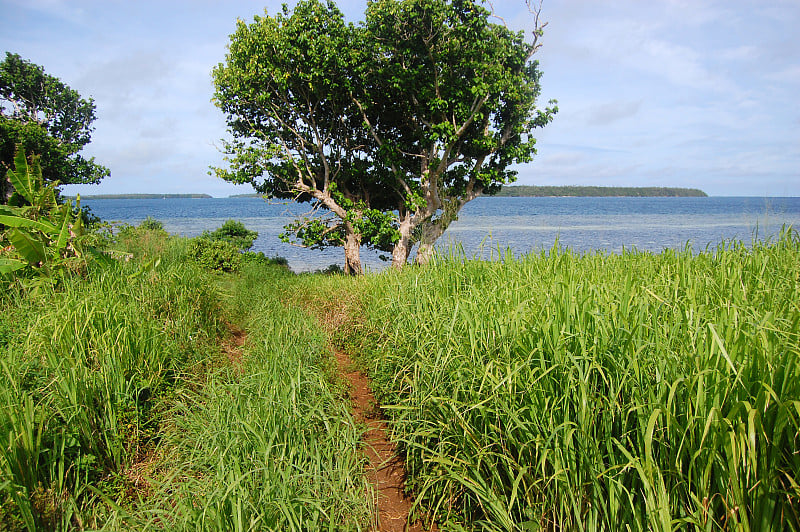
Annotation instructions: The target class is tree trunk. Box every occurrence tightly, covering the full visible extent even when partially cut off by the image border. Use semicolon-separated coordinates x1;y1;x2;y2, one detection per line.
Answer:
391;217;414;269
0;173;11;205
343;230;363;275
414;220;446;265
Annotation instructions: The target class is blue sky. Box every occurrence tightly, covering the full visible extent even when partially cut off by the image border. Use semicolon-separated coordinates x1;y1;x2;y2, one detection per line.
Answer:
1;0;798;197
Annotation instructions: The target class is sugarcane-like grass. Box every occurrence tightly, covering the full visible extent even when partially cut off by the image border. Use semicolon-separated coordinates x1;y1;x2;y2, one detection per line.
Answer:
341;229;800;530
0;230;370;530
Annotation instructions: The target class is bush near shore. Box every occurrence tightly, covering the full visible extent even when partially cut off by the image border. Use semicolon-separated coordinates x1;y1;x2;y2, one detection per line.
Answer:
336;229;800;530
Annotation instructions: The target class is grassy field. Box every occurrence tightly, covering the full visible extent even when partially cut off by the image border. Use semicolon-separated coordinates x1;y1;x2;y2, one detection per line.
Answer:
2;221;798;530
332;230;800;530
0;225;371;530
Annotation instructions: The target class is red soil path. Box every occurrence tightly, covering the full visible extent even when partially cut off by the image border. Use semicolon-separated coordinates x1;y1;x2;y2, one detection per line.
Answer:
334;350;428;532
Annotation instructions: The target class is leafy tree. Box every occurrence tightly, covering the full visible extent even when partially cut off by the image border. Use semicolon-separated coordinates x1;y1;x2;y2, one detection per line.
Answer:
356;0;557;266
212;0;397;274
213;0;555;271
0;52;109;204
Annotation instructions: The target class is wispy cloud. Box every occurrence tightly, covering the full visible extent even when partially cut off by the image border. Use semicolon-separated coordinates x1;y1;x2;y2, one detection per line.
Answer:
586;100;642;126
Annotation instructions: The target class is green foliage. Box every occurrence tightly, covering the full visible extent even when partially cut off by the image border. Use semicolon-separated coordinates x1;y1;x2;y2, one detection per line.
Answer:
138;216;164;231
357;0;558;265
0;53;109;200
241;250;288;267
212;0;556;270
0;241;224;529
0;149;104;284
201;218;258;251
338;230;800;530
212;0;396;273
188;237;242;272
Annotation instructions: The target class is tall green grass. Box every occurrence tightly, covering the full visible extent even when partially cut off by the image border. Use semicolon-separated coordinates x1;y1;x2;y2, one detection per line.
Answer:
117;263;372;531
0;231;223;530
1;226;372;530
341;230;800;530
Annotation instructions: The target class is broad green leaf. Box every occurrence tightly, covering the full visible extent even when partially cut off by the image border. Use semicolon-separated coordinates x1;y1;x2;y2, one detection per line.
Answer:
6;228;47;265
0;215;58;233
0;257;26;274
54;202;72;250
6;150;34;202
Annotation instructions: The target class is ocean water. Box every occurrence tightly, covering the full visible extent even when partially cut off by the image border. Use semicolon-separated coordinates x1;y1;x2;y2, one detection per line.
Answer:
82;196;800;272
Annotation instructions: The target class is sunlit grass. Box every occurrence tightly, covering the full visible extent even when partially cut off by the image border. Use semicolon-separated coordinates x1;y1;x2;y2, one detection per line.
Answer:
338;229;800;530
126;262;372;531
0;234;223;530
0;228;371;530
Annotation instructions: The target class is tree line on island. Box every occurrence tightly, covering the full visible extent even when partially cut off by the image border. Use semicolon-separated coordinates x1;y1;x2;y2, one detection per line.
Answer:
228;185;708;199
494;185;708;197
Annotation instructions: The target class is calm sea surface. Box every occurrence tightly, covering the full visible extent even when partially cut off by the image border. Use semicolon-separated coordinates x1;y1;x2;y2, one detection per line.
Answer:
82;196;800;272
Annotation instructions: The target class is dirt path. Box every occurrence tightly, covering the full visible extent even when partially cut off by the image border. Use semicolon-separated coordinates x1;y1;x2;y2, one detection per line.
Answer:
333;350;427;532
222;323;247;370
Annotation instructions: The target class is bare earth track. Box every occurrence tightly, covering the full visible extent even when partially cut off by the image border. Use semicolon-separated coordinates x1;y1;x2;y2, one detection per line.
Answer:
333;350;427;532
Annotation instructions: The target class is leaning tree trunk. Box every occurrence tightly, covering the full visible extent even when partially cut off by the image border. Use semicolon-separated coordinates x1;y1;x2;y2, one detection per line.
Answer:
415;220;446;266
343;230;363;275
391;216;414;270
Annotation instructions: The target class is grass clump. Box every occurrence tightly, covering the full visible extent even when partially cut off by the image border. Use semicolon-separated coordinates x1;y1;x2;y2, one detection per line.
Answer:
337;229;800;530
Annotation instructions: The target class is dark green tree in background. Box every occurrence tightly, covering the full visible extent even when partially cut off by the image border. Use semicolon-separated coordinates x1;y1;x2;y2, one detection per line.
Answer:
213;0;556;272
0;52;109;204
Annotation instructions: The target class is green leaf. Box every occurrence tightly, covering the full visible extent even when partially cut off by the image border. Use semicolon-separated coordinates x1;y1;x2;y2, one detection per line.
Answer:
0;257;27;274
6;228;47;265
6;150;34;202
54;203;72;251
0;215;58;234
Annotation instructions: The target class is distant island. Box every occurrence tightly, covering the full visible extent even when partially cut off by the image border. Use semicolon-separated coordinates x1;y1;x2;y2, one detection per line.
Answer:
70;188;707;200
492;186;708;197
231;187;708;199
67;193;213;199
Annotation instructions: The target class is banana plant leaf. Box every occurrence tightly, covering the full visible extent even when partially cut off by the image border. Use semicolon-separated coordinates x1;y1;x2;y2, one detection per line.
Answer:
0;215;58;234
6;229;47;265
0;258;27;274
54;202;72;251
6;151;34;204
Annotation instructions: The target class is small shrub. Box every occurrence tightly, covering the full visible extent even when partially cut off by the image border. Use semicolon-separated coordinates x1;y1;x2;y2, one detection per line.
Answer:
139;216;164;231
241;251;288;268
318;263;343;275
188;238;241;272
201;219;258;251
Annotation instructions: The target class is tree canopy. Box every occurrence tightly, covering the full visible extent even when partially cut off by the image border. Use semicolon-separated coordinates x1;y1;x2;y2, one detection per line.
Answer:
357;0;557;266
212;0;556;271
212;1;397;274
0;52;109;204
